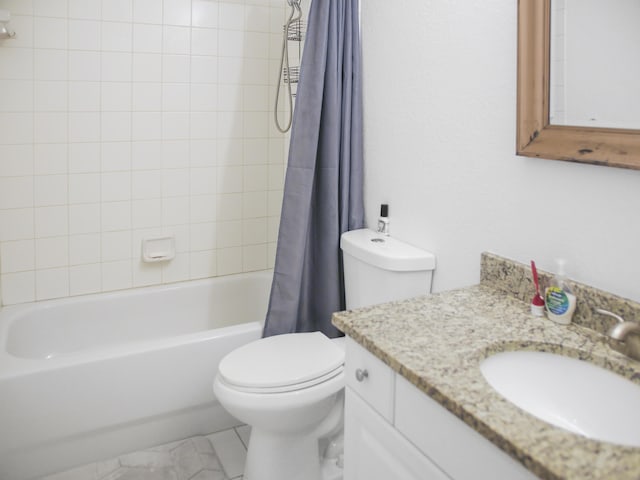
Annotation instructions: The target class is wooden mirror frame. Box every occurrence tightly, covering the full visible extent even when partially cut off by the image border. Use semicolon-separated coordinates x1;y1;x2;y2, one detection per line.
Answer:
517;0;640;170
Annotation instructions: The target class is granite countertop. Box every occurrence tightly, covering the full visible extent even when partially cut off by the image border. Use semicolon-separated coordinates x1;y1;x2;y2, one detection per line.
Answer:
332;258;640;480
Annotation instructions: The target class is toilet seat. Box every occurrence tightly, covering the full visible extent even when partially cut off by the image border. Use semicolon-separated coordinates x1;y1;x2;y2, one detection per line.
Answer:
218;332;345;394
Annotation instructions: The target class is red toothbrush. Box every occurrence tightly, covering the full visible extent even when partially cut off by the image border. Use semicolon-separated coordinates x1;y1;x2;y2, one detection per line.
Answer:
530;261;545;315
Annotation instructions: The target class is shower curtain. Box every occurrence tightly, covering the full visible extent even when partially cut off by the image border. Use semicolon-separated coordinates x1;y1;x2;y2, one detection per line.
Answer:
263;0;364;338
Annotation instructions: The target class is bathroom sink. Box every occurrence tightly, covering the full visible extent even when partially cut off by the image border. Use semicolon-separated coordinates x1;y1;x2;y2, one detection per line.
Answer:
480;350;640;447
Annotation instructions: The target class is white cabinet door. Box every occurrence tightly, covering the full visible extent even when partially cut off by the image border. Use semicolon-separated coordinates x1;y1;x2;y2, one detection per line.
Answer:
344;388;450;480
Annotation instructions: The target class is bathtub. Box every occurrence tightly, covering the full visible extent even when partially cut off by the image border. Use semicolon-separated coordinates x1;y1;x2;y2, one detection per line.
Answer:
0;271;272;480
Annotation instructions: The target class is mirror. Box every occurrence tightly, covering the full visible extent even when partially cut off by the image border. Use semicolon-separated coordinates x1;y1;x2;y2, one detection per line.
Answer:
517;0;640;170
549;0;640;130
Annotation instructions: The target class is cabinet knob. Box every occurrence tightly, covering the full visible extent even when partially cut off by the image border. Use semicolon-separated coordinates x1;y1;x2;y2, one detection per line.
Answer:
355;368;369;382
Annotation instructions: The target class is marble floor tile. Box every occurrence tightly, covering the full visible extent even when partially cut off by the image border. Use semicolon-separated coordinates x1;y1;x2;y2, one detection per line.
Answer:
206;429;247;480
38;433;245;480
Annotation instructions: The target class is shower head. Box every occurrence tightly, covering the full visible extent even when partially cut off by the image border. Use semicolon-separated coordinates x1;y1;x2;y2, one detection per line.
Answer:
287;0;301;7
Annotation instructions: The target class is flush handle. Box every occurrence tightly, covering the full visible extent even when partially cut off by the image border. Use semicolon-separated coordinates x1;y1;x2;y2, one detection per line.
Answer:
355;368;369;382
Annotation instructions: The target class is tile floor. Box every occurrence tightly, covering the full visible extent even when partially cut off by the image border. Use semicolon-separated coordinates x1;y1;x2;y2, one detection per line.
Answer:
39;426;251;480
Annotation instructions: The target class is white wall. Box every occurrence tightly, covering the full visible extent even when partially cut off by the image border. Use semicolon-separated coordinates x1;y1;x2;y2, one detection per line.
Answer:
361;0;640;303
0;0;287;305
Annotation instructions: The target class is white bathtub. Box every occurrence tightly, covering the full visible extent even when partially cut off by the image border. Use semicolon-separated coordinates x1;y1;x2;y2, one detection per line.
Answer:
0;271;271;480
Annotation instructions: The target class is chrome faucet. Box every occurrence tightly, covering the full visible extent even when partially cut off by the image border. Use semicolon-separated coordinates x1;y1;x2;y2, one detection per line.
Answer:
595;309;640;340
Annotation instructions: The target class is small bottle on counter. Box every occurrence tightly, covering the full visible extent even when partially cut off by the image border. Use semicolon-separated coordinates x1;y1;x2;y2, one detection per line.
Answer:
545;259;576;325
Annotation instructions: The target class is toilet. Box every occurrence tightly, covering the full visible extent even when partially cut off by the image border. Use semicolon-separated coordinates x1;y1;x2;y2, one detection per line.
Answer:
213;228;436;480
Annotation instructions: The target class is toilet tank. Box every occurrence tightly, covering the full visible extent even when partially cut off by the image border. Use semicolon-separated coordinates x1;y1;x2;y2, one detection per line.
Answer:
340;229;436;310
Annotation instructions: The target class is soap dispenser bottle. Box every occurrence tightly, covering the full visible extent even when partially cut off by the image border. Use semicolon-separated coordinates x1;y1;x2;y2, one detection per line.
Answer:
377;204;390;236
545;259;577;325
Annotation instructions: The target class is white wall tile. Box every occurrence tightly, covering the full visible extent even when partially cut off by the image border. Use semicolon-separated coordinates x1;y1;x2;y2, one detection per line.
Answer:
0;48;34;80
33;0;68;18
190;112;217;139
162;140;190;168
216;193;242;221
101;259;132;291
101;172;131;202
133;0;163;24
35;236;68;269
0;239;35;273
132;198;162;228
216;246;241;275
101;52;132;82
162;168;189;197
242;217;267;245
0;208;34;242
34;81;67;111
102;142;132;171
69;112;100;142
162;55;190;83
132;141;162;170
163;25;190;55
192;0;218;28
162;83;190;111
189;249;216;279
219;3;245;31
163;0;192;26
69;233;101;265
191;84;217;111
102;0;133;23
161;196;189;225
34;174;68;206
69;0;101;20
69;203;101;234
191;27;218;56
35;205;68;237
0;79;34;112
68;81;100;111
133;53;162;82
36;267;69;300
133;24;162;53
0;145;34;177
0;177;33;209
69;143;100;173
0;113;33;144
34;17;68;50
102;230;132;261
189;221;216;251
102;112;132;141
68;51;100;81
1;271;36;304
101;201;132;231
102;83;133;112
133;258;162;286
35;112;68;144
69;263;101;295
190;139;217;167
102;22;133;52
244;190;267;218
161;251;190;282
132;170;162;199
243;243;266;272
190;194;216;223
133;83;162;111
68;20;101;50
131;112;162;141
162;112;190;140
190;55;217;83
69;173;100;204
190;167;217;195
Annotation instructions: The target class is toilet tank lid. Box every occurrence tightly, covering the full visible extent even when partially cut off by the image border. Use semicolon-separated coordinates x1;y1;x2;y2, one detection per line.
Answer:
340;229;436;272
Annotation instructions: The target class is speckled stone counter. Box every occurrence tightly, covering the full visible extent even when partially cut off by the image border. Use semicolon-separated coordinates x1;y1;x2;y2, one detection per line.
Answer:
332;253;640;480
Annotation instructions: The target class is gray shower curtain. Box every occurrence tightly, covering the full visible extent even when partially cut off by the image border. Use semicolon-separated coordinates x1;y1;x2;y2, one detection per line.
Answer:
263;0;364;338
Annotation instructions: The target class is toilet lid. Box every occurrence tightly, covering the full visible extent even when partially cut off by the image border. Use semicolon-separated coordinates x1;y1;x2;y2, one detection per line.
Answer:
218;331;345;392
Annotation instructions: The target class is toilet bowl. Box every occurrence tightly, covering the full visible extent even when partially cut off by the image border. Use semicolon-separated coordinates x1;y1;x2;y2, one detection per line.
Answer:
213;229;436;480
213;332;345;480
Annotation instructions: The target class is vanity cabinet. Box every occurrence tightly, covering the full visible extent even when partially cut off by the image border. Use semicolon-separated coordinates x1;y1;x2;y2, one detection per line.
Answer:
344;337;537;480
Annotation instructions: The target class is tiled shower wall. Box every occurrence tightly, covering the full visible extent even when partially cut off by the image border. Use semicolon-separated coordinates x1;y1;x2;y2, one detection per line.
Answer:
0;0;288;305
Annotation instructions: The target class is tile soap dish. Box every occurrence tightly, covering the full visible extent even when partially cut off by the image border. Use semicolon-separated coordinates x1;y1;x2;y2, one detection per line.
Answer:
141;236;175;263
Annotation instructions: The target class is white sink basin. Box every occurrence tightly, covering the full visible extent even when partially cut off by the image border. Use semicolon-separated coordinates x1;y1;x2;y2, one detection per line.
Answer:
480;350;640;447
